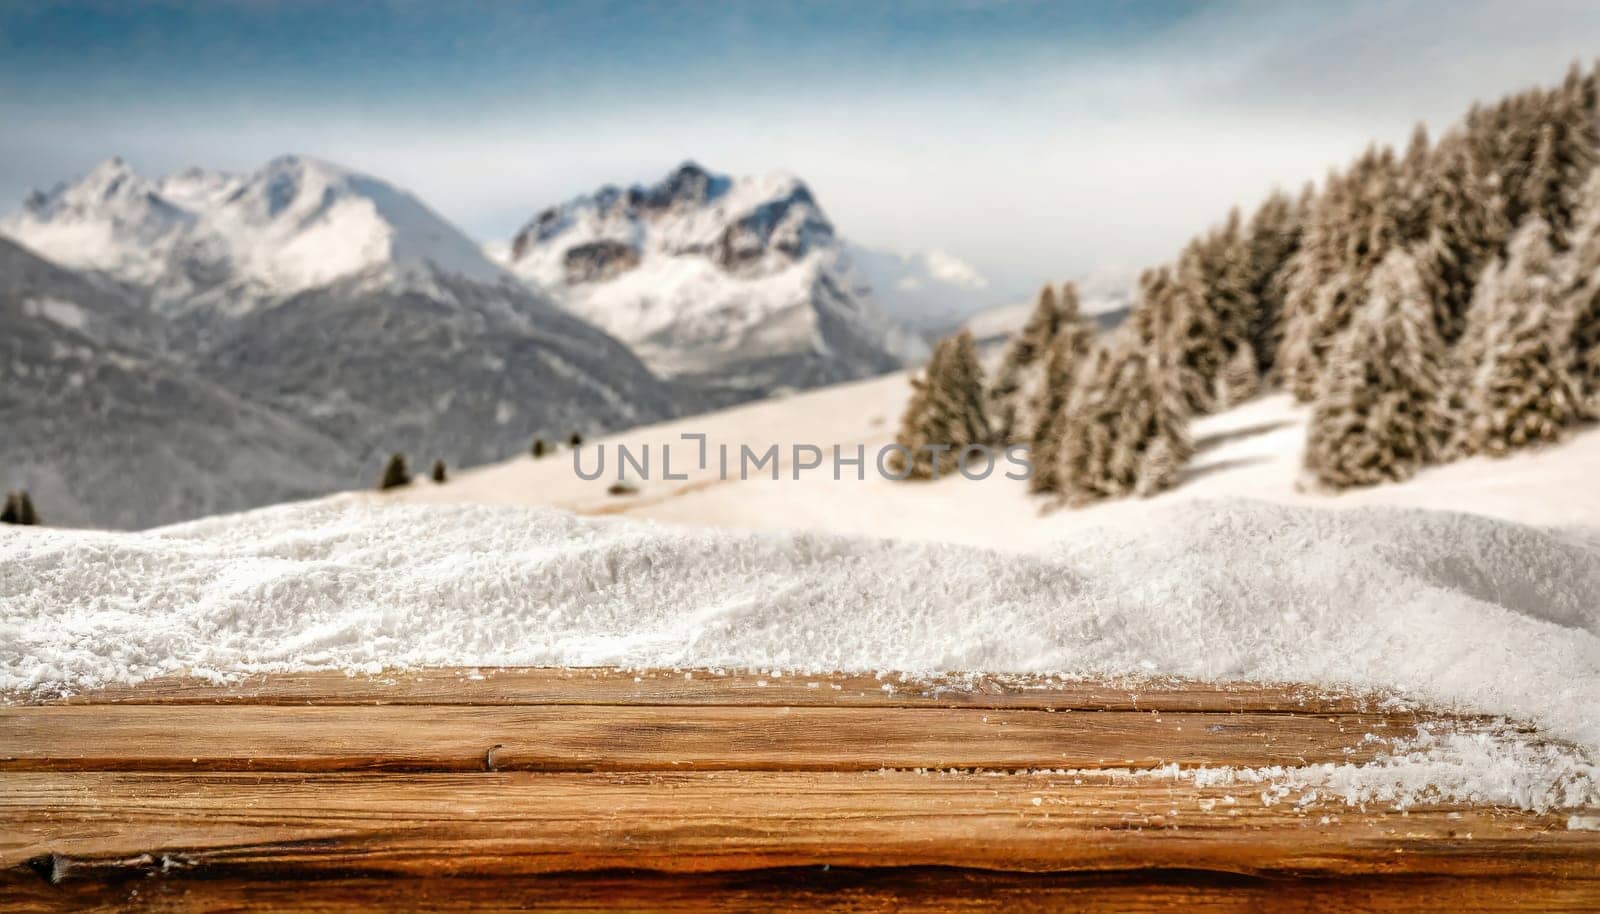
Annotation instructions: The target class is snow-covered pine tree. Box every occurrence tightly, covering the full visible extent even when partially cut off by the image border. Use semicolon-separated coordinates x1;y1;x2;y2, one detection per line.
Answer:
1278;169;1354;402
1056;313;1192;502
1280;146;1414;401
989;283;1076;443
1162;214;1255;415
1128;344;1194;497
1026;329;1099;494
890;330;992;479
1303;248;1455;488
1397;123;1434;242
1242;186;1307;376
1518;65;1600;246
1575;282;1600;416
1461;217;1584;455
1055;347;1130;503
1414;131;1508;345
1215;340;1260;408
1562;169;1600;415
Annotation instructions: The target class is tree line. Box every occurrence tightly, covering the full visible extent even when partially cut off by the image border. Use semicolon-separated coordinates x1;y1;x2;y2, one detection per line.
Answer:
896;63;1600;501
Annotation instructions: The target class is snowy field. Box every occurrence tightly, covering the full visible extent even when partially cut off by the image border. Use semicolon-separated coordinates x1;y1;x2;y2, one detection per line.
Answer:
386;371;1600;548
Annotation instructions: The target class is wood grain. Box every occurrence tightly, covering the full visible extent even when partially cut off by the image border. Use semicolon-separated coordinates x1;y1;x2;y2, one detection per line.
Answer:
14;667;1390;713
0;669;1593;911
8;869;1600;914
3;771;1593;879
0;704;1418;772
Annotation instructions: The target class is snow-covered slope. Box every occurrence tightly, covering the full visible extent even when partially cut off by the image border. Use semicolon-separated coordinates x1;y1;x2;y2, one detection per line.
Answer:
386;367;1600;550
499;162;943;393
3;155;507;314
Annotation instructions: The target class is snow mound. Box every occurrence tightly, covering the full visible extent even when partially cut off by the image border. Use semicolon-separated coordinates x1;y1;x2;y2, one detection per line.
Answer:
3;498;1597;756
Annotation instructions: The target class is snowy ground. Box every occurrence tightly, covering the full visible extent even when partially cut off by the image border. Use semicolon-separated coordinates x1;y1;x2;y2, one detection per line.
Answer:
386;372;1600;548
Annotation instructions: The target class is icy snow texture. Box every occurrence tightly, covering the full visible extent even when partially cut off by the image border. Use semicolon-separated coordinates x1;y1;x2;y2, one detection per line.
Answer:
3;498;1596;759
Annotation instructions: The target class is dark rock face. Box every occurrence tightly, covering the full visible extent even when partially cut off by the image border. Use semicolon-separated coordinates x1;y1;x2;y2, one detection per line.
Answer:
562;240;641;284
714;187;832;272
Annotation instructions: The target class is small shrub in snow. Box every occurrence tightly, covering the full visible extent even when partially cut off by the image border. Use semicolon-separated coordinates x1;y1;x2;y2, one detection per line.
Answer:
378;454;411;491
1;490;39;526
430;460;448;484
531;438;550;459
569;432;584;448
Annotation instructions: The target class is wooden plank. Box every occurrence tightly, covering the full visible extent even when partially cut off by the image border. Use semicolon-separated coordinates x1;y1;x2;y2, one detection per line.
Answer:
2;771;1596;880
0;705;1420;772
6;867;1599;913
14;667;1392;713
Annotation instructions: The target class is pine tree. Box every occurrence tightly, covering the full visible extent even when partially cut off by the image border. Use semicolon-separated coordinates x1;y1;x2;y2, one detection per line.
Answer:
1304;249;1456;488
1026;333;1098;494
989;283;1075;443
378;454;411;491
0;492;18;525
15;492;38;526
531;438;549;458
1556;168;1600;416
1461;217;1583;455
1574;284;1600;416
1056;345;1191;502
569;432;584;448
1279;146;1412;401
1215;340;1260;408
890;330;993;479
431;460;448;484
1414;132;1505;344
1242;187;1307;375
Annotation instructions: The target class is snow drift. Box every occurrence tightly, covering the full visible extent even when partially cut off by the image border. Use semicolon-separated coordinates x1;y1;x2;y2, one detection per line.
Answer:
3;498;1596;758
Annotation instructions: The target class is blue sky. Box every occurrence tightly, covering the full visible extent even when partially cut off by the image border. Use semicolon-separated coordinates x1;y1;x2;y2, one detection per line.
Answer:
6;1;1600;287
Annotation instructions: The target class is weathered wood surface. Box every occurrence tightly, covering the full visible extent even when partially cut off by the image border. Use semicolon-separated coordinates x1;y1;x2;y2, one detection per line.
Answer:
24;666;1389;712
0;667;1595;912
0;705;1419;771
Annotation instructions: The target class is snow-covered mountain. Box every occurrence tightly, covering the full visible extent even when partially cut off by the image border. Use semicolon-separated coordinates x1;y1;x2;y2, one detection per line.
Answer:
1;157;686;528
499;162;984;394
4;155;508;314
0;237;357;527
